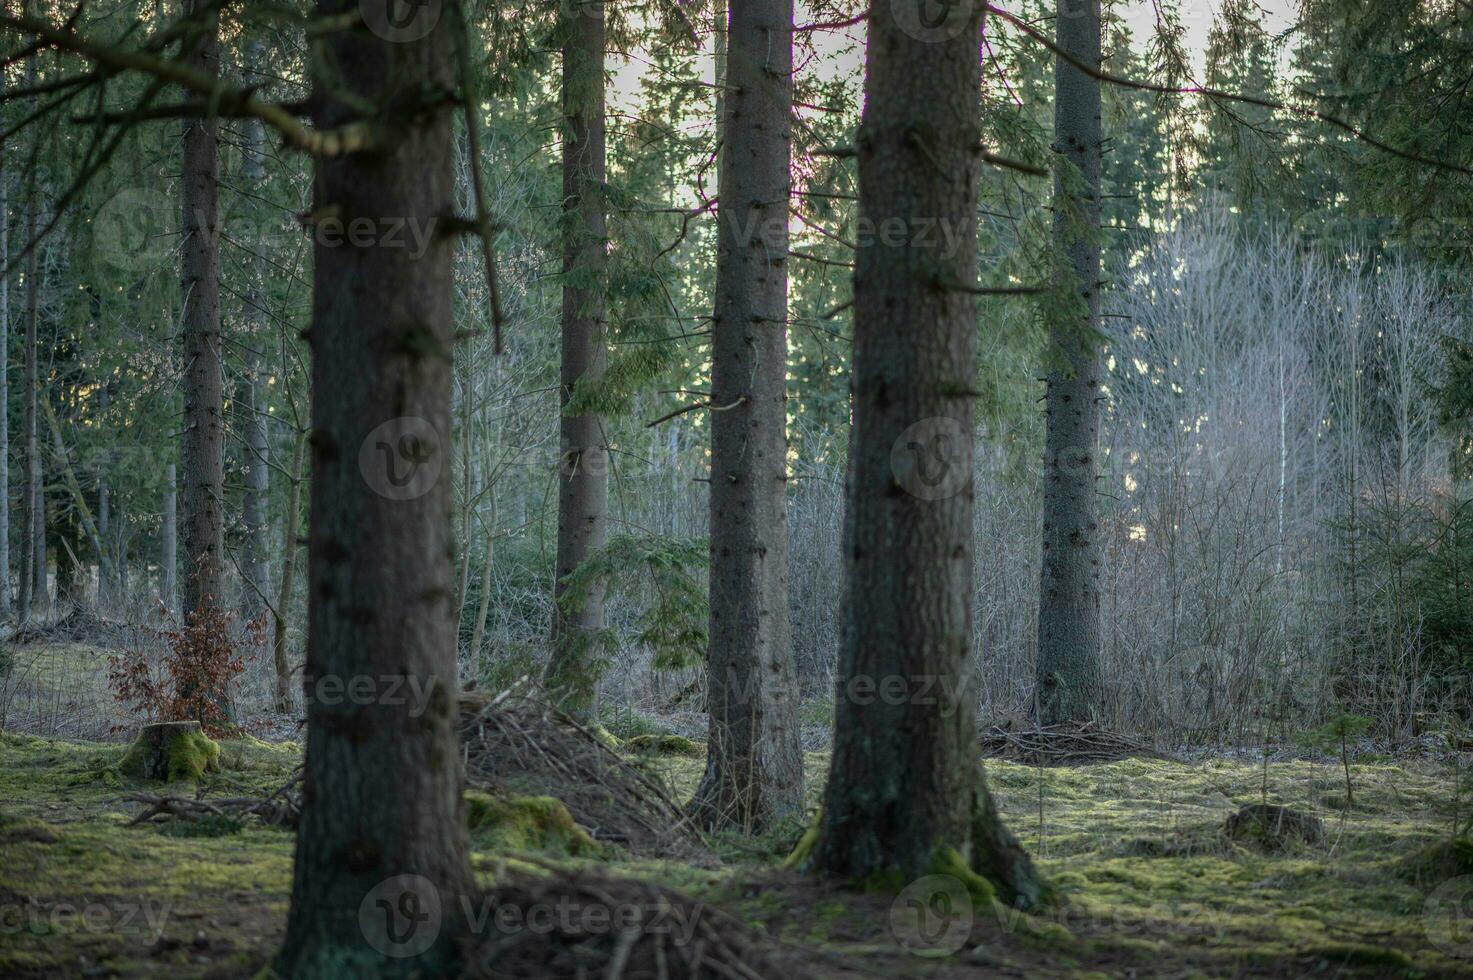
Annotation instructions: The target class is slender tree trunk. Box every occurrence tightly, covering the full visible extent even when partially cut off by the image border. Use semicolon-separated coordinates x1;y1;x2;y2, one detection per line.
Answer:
688;0;803;832
1035;0;1104;726
98;384;110;607
17;18;38;623
274;3;473;974
178;0;225;630
801;4;1049;910
239;55;270;627
470;509;495;664
0;126;10;620
161;463;177;613
272;428;304;713
545;0;609;718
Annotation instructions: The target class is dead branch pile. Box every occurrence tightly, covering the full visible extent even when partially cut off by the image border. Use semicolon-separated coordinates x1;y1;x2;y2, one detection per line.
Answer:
978;720;1170;766
124;768;302;828
459;684;704;859
464;870;777;980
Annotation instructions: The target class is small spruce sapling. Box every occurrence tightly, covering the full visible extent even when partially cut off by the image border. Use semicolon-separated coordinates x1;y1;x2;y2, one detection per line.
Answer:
1298;713;1374;811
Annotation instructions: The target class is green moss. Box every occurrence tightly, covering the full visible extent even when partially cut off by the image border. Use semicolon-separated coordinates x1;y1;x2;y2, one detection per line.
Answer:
1399;836;1473;886
464;791;601;856
166;729;222;782
928;844;997;908
1300;943;1413;969
116;727;222;783
624;733;702;756
588;725;622;750
781;815;821;870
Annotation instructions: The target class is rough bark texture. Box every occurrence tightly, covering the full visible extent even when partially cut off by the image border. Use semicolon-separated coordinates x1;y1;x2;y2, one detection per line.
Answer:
545;0;609;718
179;0;225;625
239;88;270;627
806;5;1048;910
273;3;474;975
688;0;804;832
1035;0;1104;726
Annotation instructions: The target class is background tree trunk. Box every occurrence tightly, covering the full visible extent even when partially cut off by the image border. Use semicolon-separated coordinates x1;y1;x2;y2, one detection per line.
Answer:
805;3;1048;910
17;0;38;622
0;125;11;620
272;428;305;713
688;0;803;833
161;462;177;614
273;2;474;974
1036;0;1105;725
545;0;609;718
238;49;270;627
178;0;224;627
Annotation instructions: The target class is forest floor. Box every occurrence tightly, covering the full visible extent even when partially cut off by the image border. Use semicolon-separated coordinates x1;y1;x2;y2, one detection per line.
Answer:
1;641;1471;978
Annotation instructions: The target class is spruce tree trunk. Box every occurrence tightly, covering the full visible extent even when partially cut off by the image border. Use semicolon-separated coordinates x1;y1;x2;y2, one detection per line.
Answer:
273;2;473;974
238;63;270;627
1035;0;1104;726
17;29;38;623
161;463;177;614
0;128;10;620
805;3;1048;910
272;429;304;713
178;0;225;630
688;0;803;832
97;386;111;607
545;0;609;718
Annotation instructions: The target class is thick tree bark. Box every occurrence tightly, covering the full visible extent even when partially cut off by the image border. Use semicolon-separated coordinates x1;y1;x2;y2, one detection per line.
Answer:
1035;0;1104;726
161;462;177;614
688;0;803;833
238;66;270;627
803;4;1048;910
545;0;609;718
273;2;474;974
179;0;224;630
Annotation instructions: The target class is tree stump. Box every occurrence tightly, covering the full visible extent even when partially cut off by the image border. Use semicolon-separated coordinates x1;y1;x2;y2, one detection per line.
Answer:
118;721;221;782
1222;803;1324;850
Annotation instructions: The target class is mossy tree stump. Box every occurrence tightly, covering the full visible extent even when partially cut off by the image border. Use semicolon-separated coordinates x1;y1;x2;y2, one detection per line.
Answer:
118;721;221;782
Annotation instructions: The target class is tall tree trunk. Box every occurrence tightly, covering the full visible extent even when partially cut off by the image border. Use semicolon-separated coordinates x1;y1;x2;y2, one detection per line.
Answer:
161;462;177;613
688;0;803;832
178;0;225;631
98;384;110;607
17;10;38;623
273;2;473;974
0;123;10;620
272;428;305;713
1035;0;1104;725
238;53;270;627
545;0;609;718
801;3;1048;910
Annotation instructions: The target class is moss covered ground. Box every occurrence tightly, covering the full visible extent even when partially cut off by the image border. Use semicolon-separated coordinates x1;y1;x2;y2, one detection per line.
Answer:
2;651;1470;977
